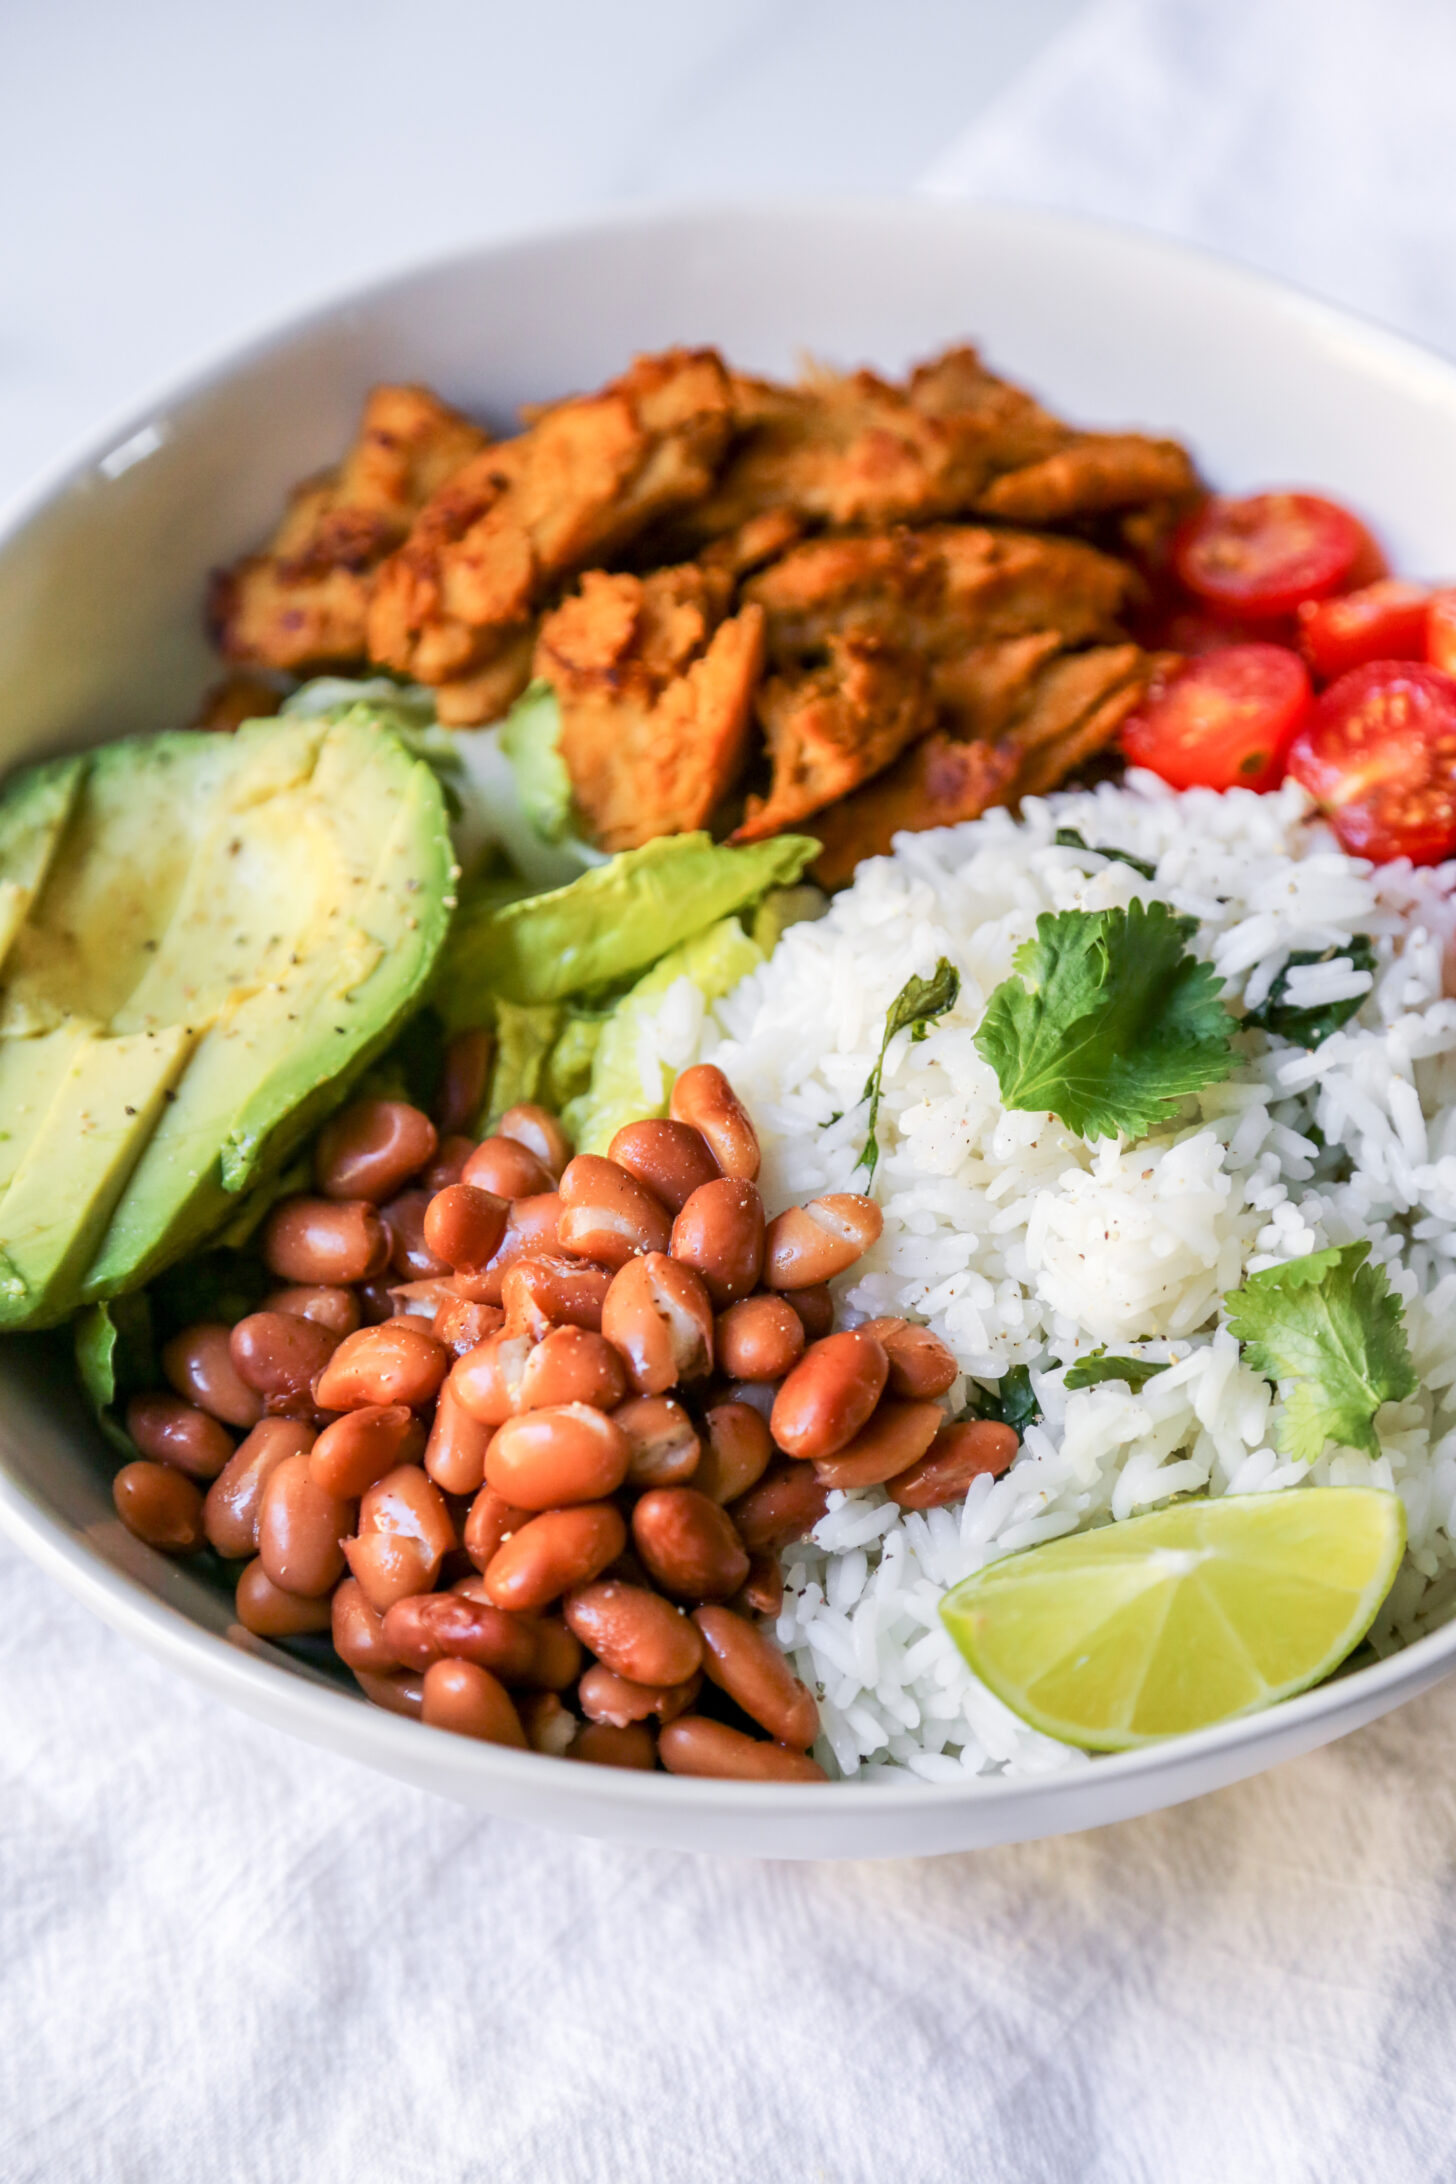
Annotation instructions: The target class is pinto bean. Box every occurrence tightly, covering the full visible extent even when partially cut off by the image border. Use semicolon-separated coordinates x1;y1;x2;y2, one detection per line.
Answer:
162;1323;264;1428
423;1182;510;1272
315;1098;437;1203
601;1253;713;1395
457;1192;564;1306
422;1135;476;1194
770;1329;889;1460
229;1311;341;1402
449;1331;532;1426
694;1401;773;1505
631;1487;749;1602
854;1317;959;1399
519;1613;585;1691
571;1721;658;1769
693;1604;819;1748
728;1461;830;1555
113;1460;205;1552
331;1577;402;1674
309;1404;422;1498
234;1558;334;1638
343;1465;456;1612
519;1690;578;1756
357;1279;397;1326
783;1284;834;1342
888;1419;1020;1509
256;1454;351;1597
482;1503;626;1612
421;1659;527;1748
614;1395;700;1488
763;1193;883;1289
262;1196;390;1286
432;1294;505;1358
557;1156;671;1269
659;1717;825;1782
126;1393;234;1481
563;1580;703;1687
314;1322;449;1412
463;1483;531;1572
381;1188;450;1280
204;1418;315;1558
516;1326;628;1413
388;1276;459;1323
669;1064;760;1181
463;1135;556;1202
577;1662;701;1727
485;1404;630;1510
354;1668;425;1718
496;1102;572;1181
422;1381;493;1497
381;1592;538;1679
733;1553;784;1620
435;1027;494;1138
500;1251;611;1340
264;1284;362;1336
812;1398;944;1490
607;1118;720;1212
669;1179;765;1306
714;1295;805;1384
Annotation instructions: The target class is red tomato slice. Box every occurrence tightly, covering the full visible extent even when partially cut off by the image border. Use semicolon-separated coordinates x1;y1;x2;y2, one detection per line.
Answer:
1173;493;1373;620
1297;579;1431;685
1133;599;1295;655
1121;644;1312;792
1428;589;1456;674
1287;661;1456;866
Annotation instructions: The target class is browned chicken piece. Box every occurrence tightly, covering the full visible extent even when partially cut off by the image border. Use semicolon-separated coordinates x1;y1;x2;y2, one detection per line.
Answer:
209;384;488;671
677;346;1196;547
730;635;933;843
365;350;735;718
434;628;539;727
537;566;766;851
697;507;806;576
189;672;283;733
745;525;1133;672
802;641;1151;886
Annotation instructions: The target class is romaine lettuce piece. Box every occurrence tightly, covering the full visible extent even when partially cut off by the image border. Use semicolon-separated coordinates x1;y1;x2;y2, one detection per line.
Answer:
498;681;574;844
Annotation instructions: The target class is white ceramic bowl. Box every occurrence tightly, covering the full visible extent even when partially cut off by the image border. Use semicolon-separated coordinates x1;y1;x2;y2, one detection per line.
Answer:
4;200;1456;1860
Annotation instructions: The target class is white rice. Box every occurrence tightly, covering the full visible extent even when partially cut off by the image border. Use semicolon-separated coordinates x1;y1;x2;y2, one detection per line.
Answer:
647;770;1456;1781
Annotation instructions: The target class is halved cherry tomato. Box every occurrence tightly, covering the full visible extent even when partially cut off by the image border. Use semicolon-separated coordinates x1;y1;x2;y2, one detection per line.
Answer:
1297;580;1431;685
1174;493;1378;620
1287;661;1456;866
1121;644;1311;792
1428;590;1456;674
1132;599;1295;656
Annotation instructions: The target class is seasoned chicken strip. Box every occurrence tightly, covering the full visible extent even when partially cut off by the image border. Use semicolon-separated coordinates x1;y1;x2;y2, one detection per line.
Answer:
366;349;735;715
730;636;933;842
209;384;488;671
537;566;765;851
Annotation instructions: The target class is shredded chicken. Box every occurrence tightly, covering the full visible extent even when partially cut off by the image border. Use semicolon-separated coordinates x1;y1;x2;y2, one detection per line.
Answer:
366;350;735;717
209;385;487;670
537;566;764;850
731;636;933;842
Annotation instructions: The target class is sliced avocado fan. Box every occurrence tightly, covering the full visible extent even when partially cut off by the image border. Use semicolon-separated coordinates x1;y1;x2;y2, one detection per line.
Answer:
0;711;454;1329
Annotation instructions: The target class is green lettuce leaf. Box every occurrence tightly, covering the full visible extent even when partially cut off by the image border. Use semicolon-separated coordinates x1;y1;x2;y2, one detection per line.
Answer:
498;681;574;844
564;916;763;1154
974;901;1236;1142
1223;1241;1417;1460
438;830;815;1020
74;1292;156;1459
488;999;565;1117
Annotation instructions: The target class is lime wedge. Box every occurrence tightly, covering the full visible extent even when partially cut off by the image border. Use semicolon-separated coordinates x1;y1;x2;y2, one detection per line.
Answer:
940;1488;1406;1750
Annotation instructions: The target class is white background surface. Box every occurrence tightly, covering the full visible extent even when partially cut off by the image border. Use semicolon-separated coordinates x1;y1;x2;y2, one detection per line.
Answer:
5;3;1456;2178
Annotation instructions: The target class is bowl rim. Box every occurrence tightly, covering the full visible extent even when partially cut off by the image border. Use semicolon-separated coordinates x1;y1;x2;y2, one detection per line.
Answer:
4;192;1456;1817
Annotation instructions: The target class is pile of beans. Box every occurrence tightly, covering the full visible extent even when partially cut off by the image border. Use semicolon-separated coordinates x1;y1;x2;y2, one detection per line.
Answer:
111;1050;1020;1781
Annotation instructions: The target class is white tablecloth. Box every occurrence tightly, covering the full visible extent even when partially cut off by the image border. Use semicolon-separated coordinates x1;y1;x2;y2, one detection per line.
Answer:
5;4;1456;2178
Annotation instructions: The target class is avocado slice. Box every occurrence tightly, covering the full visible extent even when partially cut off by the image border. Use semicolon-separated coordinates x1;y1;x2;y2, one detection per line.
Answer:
0;755;83;977
0;711;454;1327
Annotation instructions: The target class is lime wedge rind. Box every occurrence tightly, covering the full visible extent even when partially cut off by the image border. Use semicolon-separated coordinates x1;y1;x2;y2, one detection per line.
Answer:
940;1488;1406;1752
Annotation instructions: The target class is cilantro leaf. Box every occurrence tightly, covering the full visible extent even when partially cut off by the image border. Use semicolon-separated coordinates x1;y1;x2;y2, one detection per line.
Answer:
966;1364;1041;1434
1223;1241;1417;1461
1064;1354;1171;1392
855;957;960;1185
973;901;1236;1142
1054;826;1158;882
1242;937;1376;1049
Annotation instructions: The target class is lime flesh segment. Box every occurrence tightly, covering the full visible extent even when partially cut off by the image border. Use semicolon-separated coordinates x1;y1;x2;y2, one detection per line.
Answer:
940;1489;1406;1750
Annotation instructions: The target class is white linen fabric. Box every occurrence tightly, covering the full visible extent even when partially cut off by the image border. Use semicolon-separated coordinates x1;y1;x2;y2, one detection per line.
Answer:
6;4;1456;2179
